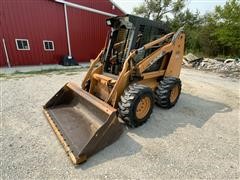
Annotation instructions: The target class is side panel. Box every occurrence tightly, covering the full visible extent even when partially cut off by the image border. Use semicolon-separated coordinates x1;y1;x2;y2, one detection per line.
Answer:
0;41;6;67
0;0;68;66
165;33;185;78
68;8;110;61
67;0;124;61
0;0;124;66
0;25;6;66
70;0;124;15
0;2;6;67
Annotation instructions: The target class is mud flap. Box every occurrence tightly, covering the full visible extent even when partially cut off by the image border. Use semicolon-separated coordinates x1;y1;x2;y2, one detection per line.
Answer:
43;82;123;164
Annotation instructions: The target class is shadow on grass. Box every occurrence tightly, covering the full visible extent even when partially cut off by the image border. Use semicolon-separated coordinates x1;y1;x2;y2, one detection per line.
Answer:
132;93;232;138
77;130;142;170
13;67;86;75
76;93;231;169
0;67;88;79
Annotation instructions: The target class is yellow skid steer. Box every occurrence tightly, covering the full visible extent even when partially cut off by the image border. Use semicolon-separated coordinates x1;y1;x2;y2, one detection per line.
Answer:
43;15;185;164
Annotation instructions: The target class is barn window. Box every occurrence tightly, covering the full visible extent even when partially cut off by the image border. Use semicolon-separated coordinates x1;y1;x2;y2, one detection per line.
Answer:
43;40;54;51
15;39;30;50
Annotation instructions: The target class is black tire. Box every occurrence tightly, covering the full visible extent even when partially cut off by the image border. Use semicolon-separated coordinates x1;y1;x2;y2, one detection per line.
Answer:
84;80;90;91
118;84;154;128
155;77;182;109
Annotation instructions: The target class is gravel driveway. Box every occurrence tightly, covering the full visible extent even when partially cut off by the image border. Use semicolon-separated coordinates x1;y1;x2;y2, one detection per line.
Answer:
1;68;239;179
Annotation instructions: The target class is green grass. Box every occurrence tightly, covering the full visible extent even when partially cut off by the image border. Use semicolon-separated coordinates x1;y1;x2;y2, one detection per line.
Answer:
13;67;86;74
0;67;88;80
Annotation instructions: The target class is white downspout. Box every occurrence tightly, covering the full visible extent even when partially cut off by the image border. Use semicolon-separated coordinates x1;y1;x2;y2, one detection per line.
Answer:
64;4;72;58
2;38;11;68
56;0;116;17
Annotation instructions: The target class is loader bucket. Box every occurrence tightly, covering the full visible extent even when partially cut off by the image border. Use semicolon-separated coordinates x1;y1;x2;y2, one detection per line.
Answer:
43;82;123;164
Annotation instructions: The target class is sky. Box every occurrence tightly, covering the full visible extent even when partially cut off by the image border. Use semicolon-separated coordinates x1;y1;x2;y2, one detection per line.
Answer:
112;0;227;15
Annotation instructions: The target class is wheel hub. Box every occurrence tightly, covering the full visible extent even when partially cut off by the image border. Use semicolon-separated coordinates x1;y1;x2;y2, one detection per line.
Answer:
170;85;179;103
136;96;151;120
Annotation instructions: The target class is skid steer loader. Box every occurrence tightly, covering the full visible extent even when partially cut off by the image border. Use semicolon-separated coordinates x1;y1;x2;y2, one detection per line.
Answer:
43;15;185;164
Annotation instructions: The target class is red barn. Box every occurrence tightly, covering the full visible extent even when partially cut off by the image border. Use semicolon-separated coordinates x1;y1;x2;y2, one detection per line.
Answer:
0;0;124;67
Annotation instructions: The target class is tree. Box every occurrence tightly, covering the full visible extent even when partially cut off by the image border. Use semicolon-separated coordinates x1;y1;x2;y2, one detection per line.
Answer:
198;13;221;56
198;0;240;56
168;0;240;56
133;0;240;57
213;0;240;56
168;9;203;53
169;9;202;30
133;0;186;21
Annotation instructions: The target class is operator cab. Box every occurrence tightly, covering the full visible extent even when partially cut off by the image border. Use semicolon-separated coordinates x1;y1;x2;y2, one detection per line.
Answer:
103;14;169;75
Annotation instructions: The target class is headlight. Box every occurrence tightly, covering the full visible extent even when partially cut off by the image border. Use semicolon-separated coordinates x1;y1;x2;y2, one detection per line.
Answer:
106;20;111;26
